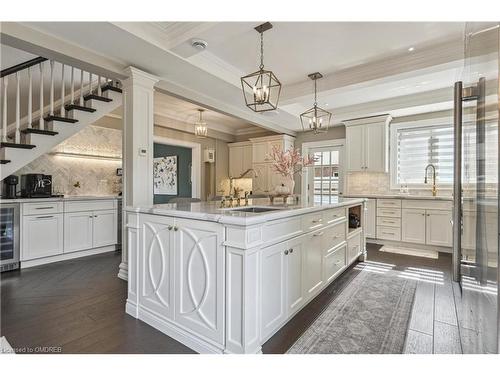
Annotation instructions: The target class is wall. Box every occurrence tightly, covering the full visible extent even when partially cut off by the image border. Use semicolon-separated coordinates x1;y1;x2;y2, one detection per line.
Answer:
153;143;192;204
15;125;122;196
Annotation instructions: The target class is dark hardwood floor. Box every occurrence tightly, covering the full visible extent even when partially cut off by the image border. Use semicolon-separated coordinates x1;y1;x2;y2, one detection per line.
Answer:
1;244;457;354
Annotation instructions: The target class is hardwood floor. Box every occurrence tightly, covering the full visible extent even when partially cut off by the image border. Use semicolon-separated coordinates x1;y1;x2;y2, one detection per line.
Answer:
1;244;461;354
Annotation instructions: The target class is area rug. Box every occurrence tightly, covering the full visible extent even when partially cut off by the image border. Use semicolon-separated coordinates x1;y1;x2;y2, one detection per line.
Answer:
287;268;417;354
380;246;439;259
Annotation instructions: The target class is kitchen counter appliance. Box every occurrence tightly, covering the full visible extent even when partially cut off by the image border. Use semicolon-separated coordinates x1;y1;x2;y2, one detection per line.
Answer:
3;175;19;199
0;203;20;272
20;174;52;198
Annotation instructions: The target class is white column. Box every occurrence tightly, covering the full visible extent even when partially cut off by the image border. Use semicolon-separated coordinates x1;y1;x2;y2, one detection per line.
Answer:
118;66;158;281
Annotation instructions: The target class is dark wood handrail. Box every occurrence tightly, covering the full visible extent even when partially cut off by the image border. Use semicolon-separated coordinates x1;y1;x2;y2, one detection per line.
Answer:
1;56;48;78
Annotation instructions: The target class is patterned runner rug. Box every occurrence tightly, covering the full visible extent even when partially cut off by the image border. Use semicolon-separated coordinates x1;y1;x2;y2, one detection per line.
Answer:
287;266;417;354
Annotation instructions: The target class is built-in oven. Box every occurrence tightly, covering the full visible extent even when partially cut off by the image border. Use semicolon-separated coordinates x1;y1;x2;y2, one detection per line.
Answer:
0;203;20;272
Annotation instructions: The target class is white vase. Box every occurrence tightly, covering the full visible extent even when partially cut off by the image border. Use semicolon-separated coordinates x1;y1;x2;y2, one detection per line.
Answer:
285;178;295;195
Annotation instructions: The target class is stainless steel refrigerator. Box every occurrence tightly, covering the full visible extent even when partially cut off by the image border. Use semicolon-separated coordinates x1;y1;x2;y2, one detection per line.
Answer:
453;23;500;353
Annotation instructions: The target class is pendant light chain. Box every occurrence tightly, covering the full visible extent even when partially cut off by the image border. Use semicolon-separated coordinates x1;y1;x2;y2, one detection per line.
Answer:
313;78;318;106
259;32;264;70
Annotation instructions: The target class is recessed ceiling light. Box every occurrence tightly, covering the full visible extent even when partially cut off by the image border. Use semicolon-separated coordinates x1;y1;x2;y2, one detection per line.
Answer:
191;39;208;50
408;47;415;52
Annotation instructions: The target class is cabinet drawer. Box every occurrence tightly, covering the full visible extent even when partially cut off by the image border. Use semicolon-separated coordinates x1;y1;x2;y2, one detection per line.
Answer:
301;212;324;231
65;199;117;213
324;244;346;283
402;199;453;210
347;233;362;263
377;199;401;208
376;216;401;228
323;207;346;224
324;221;346;252
23;201;63;215
377;207;401;218
377;225;401;241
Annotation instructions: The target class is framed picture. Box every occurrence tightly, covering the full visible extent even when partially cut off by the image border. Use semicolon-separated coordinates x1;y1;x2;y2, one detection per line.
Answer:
153;156;178;195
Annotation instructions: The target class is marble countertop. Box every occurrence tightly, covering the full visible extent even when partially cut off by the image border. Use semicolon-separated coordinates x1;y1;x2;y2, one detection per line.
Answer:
126;197;366;226
343;194;453;201
0;195;121;204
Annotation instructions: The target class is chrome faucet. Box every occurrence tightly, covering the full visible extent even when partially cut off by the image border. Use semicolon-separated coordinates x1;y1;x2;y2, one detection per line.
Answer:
424;164;437;197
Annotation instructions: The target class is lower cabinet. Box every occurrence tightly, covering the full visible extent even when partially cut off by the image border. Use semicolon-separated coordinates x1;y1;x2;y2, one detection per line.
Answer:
401;209;426;244
286;236;306;317
303;230;324;299
401;208;452;247
64;209;117;252
364;199;376;238
22;214;64;260
324;244;347;283
138;215;225;345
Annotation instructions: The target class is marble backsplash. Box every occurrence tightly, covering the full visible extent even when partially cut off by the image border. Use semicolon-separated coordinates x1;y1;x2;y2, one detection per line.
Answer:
16;125;122;196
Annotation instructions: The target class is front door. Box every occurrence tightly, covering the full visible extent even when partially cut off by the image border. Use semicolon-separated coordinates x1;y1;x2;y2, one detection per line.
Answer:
307;145;344;204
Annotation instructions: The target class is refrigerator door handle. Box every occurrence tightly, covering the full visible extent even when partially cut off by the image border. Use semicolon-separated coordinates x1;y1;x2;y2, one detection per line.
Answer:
452;81;463;283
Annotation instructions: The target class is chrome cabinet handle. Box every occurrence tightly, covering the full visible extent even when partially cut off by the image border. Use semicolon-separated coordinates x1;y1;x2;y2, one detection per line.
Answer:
35;206;54;210
168;225;173;231
174;226;179;231
312;219;323;224
313;232;324;237
289;248;293;254
284;250;289;255
36;215;54;219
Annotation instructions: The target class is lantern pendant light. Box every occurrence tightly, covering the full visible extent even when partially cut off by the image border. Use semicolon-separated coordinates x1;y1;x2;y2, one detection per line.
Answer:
300;72;332;134
194;109;208;138
240;22;282;112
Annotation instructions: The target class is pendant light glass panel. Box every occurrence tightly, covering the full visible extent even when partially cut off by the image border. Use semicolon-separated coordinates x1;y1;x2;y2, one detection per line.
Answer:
194;109;208;138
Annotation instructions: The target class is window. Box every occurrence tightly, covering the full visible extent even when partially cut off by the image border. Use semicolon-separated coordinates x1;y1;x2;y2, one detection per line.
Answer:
391;120;498;188
310;146;342;203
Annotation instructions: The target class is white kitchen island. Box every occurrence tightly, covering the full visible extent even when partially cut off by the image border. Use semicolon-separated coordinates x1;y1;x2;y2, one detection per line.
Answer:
125;197;366;354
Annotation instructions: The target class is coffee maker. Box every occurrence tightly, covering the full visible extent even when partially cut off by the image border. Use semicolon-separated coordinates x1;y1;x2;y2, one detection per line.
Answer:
20;174;52;198
2;175;19;199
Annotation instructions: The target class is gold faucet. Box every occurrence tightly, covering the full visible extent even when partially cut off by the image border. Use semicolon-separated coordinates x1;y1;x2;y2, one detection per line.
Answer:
229;168;259;195
424;164;437;197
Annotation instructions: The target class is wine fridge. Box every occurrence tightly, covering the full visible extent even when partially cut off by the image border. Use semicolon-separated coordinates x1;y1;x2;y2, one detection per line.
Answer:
0;203;20;272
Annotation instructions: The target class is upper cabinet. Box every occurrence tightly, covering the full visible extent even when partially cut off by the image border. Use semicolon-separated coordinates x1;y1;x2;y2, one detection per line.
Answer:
228;141;253;177
250;135;295;164
344;114;391;173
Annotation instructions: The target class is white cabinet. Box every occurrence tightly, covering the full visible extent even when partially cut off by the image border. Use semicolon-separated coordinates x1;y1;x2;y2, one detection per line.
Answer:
286;236;305;316
252;163;270;194
324;244;346;284
426;210;452;247
93;210;118;248
260;242;287;339
64;209;117;252
345;115;391;173
64;211;94;253
22;214;64;260
364;199;376;238
303;230;324;299
401;209;426;244
228;142;252;177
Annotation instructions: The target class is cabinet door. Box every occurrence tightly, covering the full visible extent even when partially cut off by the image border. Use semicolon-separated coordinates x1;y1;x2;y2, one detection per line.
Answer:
175;219;225;345
426;210;452;247
365;199;376;238
260;242;287;340
22;214;63;260
229;146;243;177
139;215;175;320
365;122;387;172
252;142;269;163
64;211;93;253
324;244;346;284
92;209;117;248
242;145;253;172
286;236;305;316
252;163;270;194
269;168;287;194
401;209;426;244
303;230;324;299
346;125;365;171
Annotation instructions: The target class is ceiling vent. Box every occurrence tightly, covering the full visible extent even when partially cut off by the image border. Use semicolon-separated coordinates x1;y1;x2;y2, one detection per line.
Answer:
191;39;208;50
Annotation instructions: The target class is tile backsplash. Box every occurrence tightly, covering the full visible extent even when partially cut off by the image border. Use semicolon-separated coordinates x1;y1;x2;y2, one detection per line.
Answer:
16;125;122;196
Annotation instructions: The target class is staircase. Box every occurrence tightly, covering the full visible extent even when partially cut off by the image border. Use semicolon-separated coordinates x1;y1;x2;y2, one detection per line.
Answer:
0;56;122;180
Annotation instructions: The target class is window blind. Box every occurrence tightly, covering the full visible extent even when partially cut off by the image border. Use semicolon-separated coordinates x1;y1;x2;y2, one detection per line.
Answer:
395;122;498;185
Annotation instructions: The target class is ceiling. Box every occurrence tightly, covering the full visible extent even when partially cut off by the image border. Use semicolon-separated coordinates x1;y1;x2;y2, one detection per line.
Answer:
3;21;498;135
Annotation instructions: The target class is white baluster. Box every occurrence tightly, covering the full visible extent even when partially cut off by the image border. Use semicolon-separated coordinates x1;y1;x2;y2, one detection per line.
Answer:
50;60;54;116
70;67;75;105
89;72;93;96
28;66;33;129
15;72;20;143
39;62;44;130
97;75;102;96
80;70;84;105
2;77;8;142
60;63;65;117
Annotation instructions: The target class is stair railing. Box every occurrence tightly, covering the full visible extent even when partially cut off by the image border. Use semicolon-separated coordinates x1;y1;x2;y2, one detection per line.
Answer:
0;56;117;144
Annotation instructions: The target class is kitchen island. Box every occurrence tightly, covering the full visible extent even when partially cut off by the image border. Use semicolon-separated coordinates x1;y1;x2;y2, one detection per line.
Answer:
125;198;366;354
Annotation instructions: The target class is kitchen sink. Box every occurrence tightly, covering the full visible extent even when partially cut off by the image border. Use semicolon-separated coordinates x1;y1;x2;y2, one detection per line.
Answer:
228;206;284;213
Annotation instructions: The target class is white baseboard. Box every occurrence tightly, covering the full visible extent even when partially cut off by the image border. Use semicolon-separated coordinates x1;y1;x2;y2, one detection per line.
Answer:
367;238;452;253
118;261;128;281
21;245;118;269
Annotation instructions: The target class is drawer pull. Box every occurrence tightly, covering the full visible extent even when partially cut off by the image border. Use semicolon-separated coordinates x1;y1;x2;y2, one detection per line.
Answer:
382;231;394;235
312;219;323;224
289;248;294;254
36;215;54;219
35;206;54;210
284;250;289;255
334;261;342;266
333;235;340;239
313;232;324;237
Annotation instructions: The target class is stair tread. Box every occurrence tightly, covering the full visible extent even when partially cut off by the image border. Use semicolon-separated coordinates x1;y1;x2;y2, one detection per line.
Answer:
0;160;11;164
65;104;97;113
21;128;58;136
102;85;122;93
1;142;36;149
84;94;113;103
44;115;79;124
